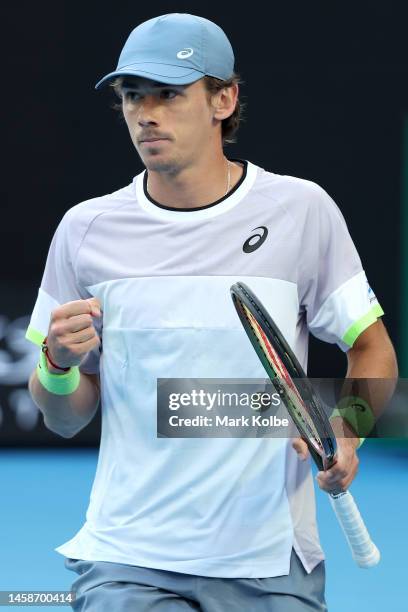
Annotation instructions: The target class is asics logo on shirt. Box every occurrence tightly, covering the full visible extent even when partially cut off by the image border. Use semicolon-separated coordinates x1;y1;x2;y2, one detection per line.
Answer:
177;48;194;59
366;279;377;304
242;226;269;253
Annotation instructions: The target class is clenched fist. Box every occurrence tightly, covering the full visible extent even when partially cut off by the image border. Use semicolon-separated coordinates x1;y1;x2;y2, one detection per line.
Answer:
46;298;102;371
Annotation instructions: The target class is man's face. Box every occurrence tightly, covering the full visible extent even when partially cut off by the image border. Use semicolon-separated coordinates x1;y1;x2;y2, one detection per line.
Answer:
119;77;220;173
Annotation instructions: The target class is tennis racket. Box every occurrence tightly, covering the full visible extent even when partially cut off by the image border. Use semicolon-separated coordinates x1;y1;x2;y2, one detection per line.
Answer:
230;281;380;568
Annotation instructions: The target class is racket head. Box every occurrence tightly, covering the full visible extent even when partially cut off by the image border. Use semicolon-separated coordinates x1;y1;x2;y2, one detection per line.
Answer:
230;281;336;469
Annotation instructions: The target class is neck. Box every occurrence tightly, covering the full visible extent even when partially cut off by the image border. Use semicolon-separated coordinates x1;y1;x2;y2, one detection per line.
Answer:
145;154;243;209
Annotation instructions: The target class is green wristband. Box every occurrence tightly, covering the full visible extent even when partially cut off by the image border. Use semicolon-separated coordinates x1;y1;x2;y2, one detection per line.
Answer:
37;348;80;395
330;395;375;438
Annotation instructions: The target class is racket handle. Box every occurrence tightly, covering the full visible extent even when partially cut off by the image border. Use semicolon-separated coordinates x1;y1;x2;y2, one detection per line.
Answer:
329;490;380;568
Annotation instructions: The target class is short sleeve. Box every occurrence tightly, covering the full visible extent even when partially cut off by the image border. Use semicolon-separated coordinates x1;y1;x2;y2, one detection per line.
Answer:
25;210;101;374
297;183;384;352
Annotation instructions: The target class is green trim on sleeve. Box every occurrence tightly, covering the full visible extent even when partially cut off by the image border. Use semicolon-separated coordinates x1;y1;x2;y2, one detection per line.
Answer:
342;303;385;347
25;326;45;347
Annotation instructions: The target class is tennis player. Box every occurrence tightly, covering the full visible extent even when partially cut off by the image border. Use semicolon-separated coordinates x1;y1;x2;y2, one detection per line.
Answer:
26;13;398;611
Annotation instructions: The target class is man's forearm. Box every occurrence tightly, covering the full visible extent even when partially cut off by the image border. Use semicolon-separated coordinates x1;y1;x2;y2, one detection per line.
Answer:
330;323;399;444
29;369;100;438
320;326;398;491
344;339;398;421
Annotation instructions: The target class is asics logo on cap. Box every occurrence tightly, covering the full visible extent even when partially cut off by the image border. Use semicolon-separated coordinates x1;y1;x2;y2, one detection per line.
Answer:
177;48;194;59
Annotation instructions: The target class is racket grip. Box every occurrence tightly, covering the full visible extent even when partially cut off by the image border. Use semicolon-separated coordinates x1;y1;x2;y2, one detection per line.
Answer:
329;490;380;568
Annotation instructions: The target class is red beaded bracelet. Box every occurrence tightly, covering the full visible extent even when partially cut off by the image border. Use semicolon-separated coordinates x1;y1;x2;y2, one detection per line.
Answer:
41;337;71;372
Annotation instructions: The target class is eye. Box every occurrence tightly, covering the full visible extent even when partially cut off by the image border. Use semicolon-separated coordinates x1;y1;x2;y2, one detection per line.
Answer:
161;89;179;99
122;90;141;102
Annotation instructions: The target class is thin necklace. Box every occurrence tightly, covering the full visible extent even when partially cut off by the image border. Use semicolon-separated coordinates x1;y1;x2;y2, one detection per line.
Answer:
147;160;232;199
224;159;232;197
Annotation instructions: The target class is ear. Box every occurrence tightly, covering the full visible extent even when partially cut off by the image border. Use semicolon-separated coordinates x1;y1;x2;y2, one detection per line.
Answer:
212;83;239;121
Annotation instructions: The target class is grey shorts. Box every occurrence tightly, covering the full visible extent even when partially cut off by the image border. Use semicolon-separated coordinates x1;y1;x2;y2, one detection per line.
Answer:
64;549;327;611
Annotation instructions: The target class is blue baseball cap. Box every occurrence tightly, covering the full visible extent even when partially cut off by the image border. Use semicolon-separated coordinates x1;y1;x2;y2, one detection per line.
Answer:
95;13;235;89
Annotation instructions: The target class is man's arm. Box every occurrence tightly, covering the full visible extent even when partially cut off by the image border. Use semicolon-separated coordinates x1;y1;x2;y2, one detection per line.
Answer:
28;369;100;439
27;297;102;439
336;318;398;432
345;318;397;377
316;318;398;492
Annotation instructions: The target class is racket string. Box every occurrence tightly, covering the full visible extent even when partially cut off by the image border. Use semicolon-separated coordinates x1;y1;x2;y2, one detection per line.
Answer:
241;301;325;454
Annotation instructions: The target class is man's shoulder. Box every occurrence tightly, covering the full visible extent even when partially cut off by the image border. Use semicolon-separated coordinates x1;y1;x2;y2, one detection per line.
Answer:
252;163;339;221
59;180;136;234
255;164;329;202
66;180;135;219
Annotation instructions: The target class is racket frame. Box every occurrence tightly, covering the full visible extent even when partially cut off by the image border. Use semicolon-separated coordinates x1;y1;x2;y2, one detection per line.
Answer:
231;281;336;470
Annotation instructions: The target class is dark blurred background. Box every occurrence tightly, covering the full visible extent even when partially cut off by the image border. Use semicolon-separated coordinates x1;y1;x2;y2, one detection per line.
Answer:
2;1;407;446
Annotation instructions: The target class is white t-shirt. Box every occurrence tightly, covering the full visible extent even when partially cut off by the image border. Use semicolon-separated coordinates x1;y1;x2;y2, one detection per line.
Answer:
26;159;383;578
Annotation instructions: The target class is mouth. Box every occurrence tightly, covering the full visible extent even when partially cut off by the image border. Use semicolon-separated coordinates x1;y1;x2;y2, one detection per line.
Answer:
139;138;169;144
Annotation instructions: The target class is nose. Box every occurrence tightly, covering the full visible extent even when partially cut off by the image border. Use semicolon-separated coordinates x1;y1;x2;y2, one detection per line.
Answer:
137;96;159;127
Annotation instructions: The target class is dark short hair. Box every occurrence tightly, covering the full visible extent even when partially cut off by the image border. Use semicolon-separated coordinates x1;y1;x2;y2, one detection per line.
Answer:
110;72;245;146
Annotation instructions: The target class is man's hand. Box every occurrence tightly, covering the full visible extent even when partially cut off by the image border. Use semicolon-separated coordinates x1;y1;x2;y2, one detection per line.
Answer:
316;435;359;492
292;426;360;493
46;298;102;371
292;438;309;460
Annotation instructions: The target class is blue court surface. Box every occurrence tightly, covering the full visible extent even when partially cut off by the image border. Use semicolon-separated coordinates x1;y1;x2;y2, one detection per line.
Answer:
0;440;406;611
